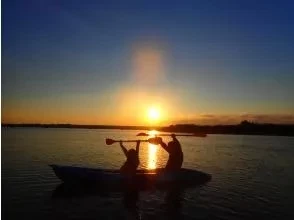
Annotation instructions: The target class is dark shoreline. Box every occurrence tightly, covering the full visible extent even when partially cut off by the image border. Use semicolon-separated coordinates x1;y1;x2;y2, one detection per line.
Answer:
2;121;294;137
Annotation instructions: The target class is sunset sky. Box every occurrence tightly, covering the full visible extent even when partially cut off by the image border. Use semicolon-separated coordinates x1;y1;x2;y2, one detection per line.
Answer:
2;0;294;125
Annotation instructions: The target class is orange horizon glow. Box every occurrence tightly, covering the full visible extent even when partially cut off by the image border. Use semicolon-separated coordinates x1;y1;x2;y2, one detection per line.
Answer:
2;110;294;126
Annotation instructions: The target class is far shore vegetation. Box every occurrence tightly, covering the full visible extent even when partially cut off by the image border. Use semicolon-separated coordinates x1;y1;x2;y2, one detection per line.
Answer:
2;120;294;136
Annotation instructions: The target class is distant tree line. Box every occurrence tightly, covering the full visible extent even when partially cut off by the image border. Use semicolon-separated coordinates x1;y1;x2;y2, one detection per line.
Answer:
2;120;294;136
160;120;294;136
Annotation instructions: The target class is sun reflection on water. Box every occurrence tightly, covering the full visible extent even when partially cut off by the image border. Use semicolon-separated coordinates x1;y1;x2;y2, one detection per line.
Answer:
147;130;158;169
148;130;159;136
148;143;157;169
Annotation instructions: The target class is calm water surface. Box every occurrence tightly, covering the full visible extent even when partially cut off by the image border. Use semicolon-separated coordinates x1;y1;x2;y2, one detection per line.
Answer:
2;128;294;219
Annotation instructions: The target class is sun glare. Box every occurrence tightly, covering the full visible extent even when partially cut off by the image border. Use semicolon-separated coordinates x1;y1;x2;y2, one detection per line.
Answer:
148;130;159;137
148;107;160;122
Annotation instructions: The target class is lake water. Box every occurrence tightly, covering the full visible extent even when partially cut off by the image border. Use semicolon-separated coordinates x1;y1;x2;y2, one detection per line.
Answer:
2;128;294;219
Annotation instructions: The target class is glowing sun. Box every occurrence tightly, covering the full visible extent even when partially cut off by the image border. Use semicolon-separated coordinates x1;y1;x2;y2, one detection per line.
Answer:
147;107;160;122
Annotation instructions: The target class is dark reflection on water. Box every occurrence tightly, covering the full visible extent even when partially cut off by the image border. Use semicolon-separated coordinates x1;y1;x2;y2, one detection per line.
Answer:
52;183;186;220
164;187;183;219
123;186;186;220
52;183;141;219
52;184;107;198
123;189;140;220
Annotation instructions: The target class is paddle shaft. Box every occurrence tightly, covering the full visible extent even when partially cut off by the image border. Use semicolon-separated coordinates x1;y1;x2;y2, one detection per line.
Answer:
155;134;198;137
137;132;206;137
112;139;149;143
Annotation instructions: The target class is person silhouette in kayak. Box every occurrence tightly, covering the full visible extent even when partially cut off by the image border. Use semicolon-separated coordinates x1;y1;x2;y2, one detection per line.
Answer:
119;140;141;219
151;134;183;171
119;140;140;175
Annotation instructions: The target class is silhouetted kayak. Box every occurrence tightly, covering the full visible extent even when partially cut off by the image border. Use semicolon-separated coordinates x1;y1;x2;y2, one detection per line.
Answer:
50;164;211;190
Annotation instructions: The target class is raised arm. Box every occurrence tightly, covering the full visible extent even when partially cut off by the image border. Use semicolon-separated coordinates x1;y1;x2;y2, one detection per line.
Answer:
119;141;128;158
148;137;170;153
151;137;171;154
160;141;170;153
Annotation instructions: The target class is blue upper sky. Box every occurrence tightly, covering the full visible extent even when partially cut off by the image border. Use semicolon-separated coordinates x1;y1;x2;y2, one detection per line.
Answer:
2;0;294;125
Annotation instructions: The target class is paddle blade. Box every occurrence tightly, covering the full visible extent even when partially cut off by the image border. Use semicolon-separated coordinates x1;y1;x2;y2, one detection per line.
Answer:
147;137;162;145
105;138;116;145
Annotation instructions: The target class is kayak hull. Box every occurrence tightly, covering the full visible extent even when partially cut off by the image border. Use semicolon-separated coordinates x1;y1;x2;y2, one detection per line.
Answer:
50;164;211;190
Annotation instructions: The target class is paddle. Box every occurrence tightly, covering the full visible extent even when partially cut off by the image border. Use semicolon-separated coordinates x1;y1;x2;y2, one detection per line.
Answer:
136;132;207;137
105;138;149;145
